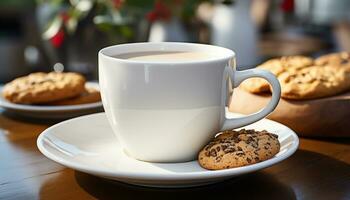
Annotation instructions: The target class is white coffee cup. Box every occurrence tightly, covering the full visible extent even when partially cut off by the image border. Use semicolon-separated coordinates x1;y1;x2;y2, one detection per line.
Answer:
99;42;281;163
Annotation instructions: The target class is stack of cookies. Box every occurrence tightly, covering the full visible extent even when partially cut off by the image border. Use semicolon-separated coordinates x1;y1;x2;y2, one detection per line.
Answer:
241;52;350;100
2;72;101;105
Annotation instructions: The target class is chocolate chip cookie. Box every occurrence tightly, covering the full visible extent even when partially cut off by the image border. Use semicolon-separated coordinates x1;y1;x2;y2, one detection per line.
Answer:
315;52;350;66
241;56;314;93
48;86;101;105
2;72;86;104
198;129;280;170
278;65;350;100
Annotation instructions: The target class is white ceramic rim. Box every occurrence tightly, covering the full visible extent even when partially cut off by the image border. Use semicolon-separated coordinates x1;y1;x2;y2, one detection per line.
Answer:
99;42;236;65
0;82;102;112
37;112;299;181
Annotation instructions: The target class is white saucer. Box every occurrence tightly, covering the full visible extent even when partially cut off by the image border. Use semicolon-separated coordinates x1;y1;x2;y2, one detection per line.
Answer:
0;82;103;119
37;112;299;188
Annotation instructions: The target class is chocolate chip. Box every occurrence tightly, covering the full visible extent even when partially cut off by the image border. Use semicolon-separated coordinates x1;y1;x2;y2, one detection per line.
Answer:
234;137;241;143
246;157;252;163
237;146;243;151
221;144;228;151
209;149;217;157
205;142;216;151
269;135;276;139
216;146;221;152
252;142;258;148
224;147;235;153
247;136;254;143
254;157;260;162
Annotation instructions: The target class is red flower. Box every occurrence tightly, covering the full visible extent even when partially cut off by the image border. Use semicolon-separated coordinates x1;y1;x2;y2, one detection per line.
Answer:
50;29;65;48
113;0;124;9
146;12;158;22
146;1;171;22
281;0;294;12
60;11;70;24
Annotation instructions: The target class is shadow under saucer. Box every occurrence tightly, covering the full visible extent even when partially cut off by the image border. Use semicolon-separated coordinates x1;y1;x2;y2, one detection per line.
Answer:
74;168;296;200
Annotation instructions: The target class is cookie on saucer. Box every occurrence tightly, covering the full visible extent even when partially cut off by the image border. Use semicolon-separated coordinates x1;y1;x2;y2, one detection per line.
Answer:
198;129;280;170
2;72;85;104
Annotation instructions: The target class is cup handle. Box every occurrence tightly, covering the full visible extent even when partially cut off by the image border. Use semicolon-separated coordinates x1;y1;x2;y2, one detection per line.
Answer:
221;67;281;131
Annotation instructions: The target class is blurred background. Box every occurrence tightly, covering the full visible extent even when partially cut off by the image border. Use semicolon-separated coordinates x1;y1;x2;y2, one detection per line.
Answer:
1;0;350;83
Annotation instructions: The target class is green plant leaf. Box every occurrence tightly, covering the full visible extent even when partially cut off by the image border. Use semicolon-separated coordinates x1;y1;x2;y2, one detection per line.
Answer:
119;25;133;38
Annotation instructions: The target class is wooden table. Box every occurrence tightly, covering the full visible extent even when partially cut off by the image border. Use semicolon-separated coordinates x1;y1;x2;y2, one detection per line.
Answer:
1;110;350;200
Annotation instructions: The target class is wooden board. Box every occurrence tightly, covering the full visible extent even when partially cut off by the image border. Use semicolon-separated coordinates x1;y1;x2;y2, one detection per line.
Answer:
229;88;350;137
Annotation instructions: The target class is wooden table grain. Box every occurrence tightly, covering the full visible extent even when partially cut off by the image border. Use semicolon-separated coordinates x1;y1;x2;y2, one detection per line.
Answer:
0;110;350;200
